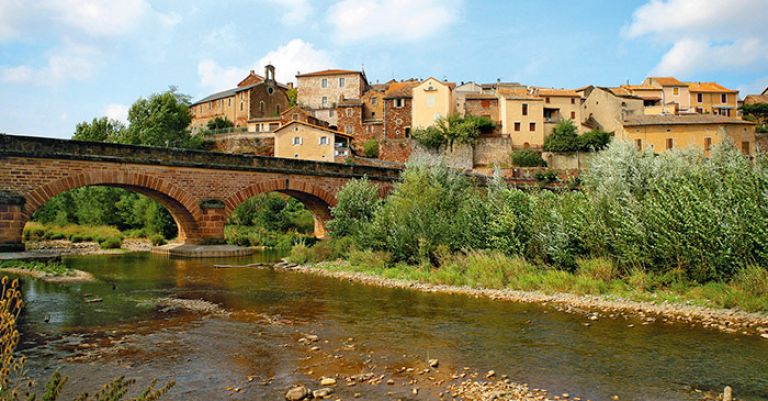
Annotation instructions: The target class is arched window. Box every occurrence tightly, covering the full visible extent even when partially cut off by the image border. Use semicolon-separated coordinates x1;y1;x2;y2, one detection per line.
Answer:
259;101;265;113
276;104;281;114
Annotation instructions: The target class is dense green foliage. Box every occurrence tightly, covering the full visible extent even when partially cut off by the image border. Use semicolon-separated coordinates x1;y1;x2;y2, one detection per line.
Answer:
206;116;234;131
362;139;380;158
411;114;495;150
578;129;611;151
287;87;298;107
327;178;381;238
225;193;316;249
741;102;768;133
324;140;768;285
510;149;547;167
72;117;125;143
121;88;202;148
543;119;580;152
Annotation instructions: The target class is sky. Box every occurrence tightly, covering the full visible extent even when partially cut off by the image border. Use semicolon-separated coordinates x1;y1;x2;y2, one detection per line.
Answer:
1;0;767;139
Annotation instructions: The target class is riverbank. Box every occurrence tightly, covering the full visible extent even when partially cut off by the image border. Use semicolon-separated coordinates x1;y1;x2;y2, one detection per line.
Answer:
292;261;768;337
0;260;95;282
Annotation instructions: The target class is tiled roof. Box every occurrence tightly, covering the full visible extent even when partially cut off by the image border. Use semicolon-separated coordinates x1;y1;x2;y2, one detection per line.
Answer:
274;120;354;137
192;88;237;105
744;94;768;105
296;69;362;78
687;82;738;93
497;88;541;100
480;82;524;90
536;88;580;97
383;81;420;99
464;93;498;100
646;77;688;86
622;84;660;91
607;87;634;97
623;114;755;127
280;106;311;117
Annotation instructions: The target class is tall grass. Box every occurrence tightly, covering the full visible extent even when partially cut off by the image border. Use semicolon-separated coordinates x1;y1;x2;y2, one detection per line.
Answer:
23;222;124;249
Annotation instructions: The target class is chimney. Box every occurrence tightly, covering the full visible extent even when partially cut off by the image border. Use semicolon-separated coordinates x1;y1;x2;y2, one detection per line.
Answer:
250;69;255;75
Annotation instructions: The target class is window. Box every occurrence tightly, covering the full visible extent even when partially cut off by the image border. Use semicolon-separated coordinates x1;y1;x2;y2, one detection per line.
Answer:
522;104;528;116
529;122;536;131
228;98;232;107
742;141;751;155
481;100;490;108
394;98;404;108
405;127;411;137
697;93;703;103
339;78;345;87
371;97;377;105
322;96;328;107
371;112;376;117
705;137;712;150
292;113;299;121
666;138;673;150
319;136;328;145
396;118;403;125
276;104;281;114
208;102;212;110
267;87;274;95
346;108;353;117
635;139;642;150
514;122;521;131
292;136;302;145
570;98;575;104
259;101;265;113
545;97;550;103
240;101;244;111
321;78;328;88
346;125;353;134
673;87;679;96
570;111;576;119
721;94;727;103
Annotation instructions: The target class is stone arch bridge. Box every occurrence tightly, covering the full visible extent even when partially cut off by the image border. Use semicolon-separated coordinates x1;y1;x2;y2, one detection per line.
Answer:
0;134;400;252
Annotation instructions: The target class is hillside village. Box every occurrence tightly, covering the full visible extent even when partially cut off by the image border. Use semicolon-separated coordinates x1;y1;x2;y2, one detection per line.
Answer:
189;64;767;172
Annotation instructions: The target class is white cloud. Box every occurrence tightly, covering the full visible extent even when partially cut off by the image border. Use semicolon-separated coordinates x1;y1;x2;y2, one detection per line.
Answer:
256;39;335;83
104;103;129;124
626;0;768;77
0;44;99;84
0;0;180;42
651;38;768;76
197;59;247;92
195;39;335;94
265;0;312;24
327;0;463;44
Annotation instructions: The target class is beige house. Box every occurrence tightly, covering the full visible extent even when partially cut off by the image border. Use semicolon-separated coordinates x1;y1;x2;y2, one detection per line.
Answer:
295;69;368;127
579;86;644;134
642;77;691;113
538;88;582;135
688;82;739;116
620;114;755;156
412;77;456;129
273;121;352;162
497;88;544;148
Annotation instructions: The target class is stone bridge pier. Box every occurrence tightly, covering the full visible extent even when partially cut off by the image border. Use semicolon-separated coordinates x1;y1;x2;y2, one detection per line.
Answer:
0;134;398;252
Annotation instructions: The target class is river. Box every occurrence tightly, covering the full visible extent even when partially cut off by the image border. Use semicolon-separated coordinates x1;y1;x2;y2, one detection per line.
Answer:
13;252;768;401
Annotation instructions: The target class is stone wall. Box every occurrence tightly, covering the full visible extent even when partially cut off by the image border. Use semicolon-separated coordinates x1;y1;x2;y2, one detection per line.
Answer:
207;134;274;156
407;142;473;170
542;152;596;170
473;137;511;166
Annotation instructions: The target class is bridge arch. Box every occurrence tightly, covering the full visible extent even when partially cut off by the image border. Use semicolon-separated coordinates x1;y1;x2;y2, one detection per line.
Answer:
19;172;204;244
224;179;337;238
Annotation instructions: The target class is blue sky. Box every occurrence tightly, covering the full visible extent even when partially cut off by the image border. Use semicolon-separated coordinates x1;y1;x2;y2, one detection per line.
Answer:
1;0;767;139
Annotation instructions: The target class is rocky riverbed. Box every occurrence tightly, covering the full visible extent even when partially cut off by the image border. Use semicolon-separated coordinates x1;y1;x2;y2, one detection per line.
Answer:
290;263;768;338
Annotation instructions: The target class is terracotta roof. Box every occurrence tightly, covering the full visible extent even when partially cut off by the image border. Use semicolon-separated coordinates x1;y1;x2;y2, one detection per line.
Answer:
623;114;755;127
744;94;768;105
608;87;634;97
273;120;354;137
280;106;312;117
646;77;688;87
464;93;498;100
622;84;661;91
536;88;580;97
383;81;420;99
295;69;362;78
497;88;541;100
687;82;738;93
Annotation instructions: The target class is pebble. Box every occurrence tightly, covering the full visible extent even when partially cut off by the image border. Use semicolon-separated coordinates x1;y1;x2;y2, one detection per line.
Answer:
486;370;496;379
760;333;768;339
320;378;336;386
312;388;334;398
285;385;311;401
428;358;439;368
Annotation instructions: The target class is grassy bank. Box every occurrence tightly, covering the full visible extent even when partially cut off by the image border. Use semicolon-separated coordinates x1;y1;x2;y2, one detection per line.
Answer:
23;221;167;249
289;245;768;313
0;259;70;276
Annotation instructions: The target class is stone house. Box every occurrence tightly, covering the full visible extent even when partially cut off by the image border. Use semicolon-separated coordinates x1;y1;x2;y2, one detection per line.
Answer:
383;80;420;140
497;88;545;148
273;121;352;162
578;86;644;134
641;77;691;113
190;65;290;133
295;69;368;127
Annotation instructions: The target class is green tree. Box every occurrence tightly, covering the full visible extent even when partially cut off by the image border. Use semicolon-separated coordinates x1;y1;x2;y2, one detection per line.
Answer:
328;177;382;238
510;149;547;167
121;87;202;148
741;103;768;133
362;139;380;158
578;129;611;151
411;114;494;150
287;87;298;107
72;117;124;143
206;116;234;131
543;119;580;153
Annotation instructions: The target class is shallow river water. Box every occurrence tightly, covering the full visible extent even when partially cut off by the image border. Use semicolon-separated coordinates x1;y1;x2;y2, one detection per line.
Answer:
13;252;768;400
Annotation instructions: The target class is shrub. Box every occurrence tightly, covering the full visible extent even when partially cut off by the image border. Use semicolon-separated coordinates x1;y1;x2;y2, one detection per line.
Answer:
731;265;768;297
543;119;580;153
348;249;392;270
150;233;167;246
362;139;380;158
534;170;558;182
578;129;611;151
99;236;123;249
411;126;445;149
576;258;617;281
510;149;546;167
327;177;381;238
288;243;312;264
